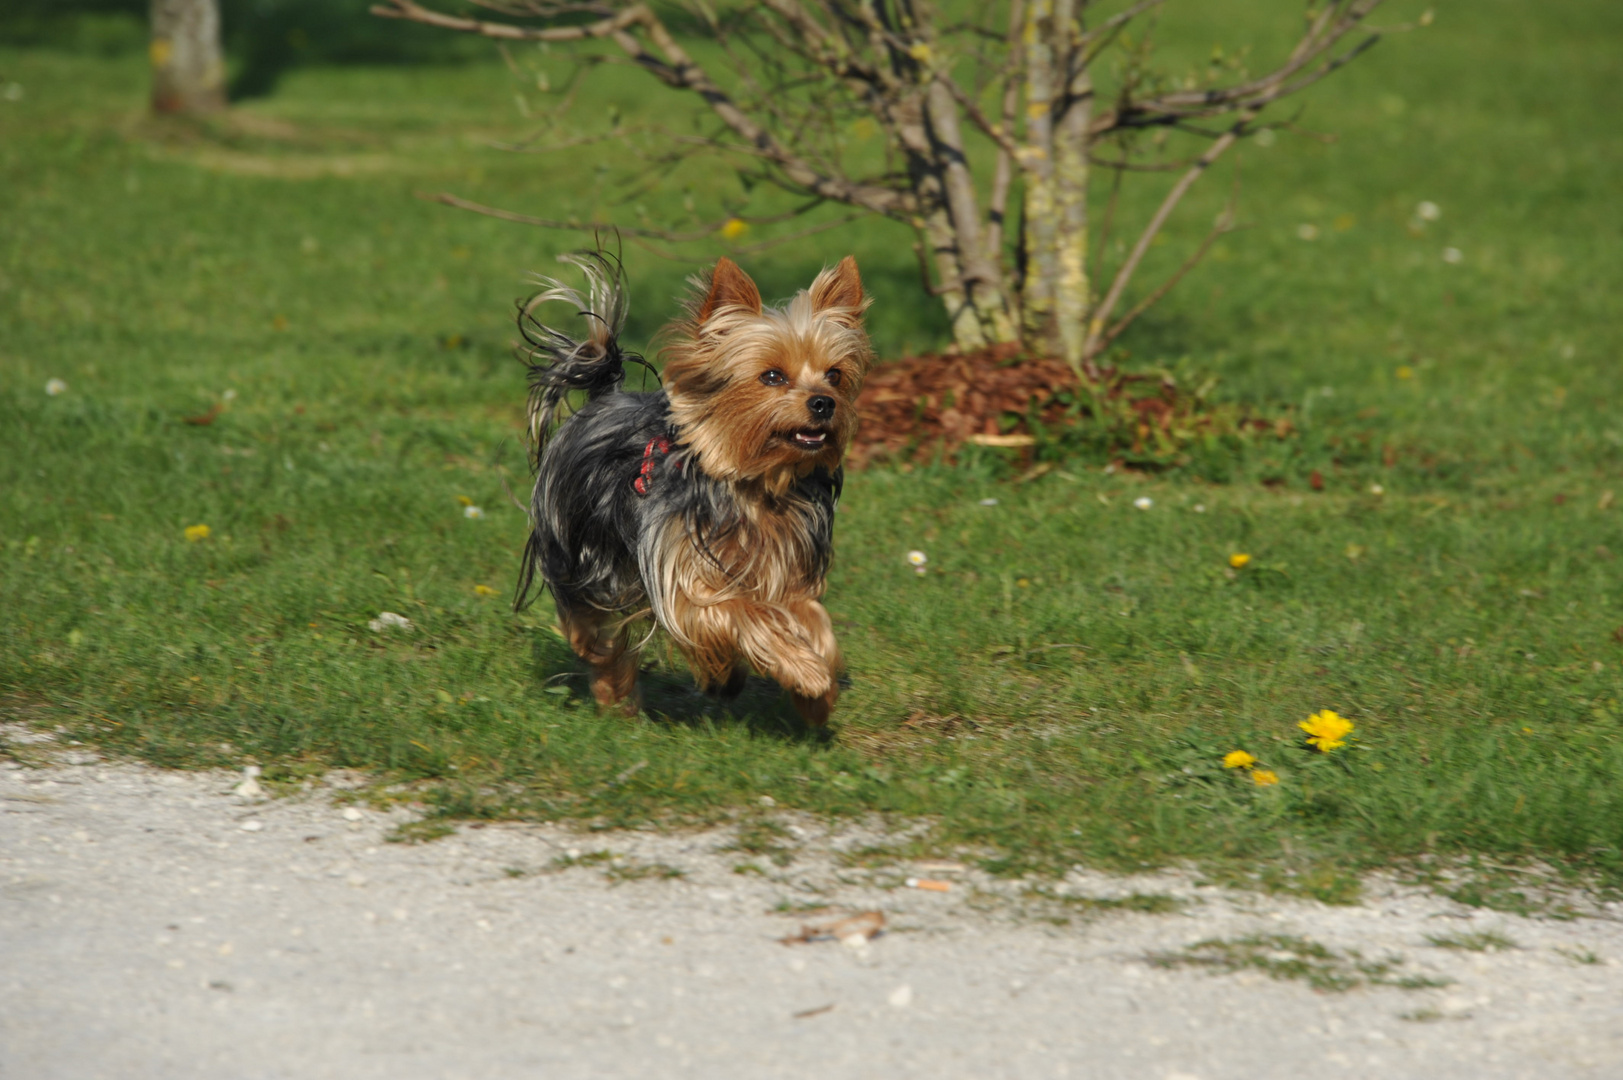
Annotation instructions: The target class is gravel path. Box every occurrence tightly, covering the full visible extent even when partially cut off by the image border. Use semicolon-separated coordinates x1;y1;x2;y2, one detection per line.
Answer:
3;731;1621;1080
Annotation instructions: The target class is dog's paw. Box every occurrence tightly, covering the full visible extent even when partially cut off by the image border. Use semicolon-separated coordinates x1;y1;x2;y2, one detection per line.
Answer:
791;688;837;726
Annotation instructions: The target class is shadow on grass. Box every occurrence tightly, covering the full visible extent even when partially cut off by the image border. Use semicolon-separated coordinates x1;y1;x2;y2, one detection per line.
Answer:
528;639;833;745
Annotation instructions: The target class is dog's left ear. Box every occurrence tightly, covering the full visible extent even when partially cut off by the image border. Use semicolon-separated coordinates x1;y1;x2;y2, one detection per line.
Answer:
808;256;867;326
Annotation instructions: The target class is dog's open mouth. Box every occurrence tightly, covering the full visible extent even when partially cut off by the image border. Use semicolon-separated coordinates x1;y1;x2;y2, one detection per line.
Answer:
788;428;830;451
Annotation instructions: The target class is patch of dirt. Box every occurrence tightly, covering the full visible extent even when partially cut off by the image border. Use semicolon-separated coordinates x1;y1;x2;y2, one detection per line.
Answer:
850;345;1289;468
851;344;1076;465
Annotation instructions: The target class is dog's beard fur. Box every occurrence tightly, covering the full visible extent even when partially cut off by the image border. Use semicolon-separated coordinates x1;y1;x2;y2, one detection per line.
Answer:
517;252;871;724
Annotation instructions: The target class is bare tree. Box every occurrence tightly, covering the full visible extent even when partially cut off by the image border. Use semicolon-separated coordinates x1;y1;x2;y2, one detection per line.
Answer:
373;0;1401;378
151;0;227;114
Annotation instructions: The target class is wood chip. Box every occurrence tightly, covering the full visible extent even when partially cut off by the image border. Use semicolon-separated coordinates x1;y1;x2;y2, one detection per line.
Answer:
780;909;885;946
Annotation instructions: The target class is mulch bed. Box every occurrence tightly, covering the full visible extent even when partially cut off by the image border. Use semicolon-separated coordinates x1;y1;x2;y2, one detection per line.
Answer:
850;344;1080;466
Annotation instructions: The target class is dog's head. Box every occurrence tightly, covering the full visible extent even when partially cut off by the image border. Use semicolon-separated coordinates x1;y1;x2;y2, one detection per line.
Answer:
661;256;872;487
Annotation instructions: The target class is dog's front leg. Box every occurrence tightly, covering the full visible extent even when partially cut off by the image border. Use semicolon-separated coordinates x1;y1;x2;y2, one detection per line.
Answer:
669;597;838;723
557;607;642;716
782;598;841;726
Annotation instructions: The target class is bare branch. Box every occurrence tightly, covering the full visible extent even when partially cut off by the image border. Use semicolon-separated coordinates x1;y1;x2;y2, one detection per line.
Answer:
1090;0;1165;40
376;0;914;217
1097;161;1244;351
930;70;1020;159
419;190;728;241
983;0;1025;263
1091;162;1124;288
1088;151;1207;173
371;0;642;42
1084;116;1249;360
1091;0;1384;133
729;210;875;254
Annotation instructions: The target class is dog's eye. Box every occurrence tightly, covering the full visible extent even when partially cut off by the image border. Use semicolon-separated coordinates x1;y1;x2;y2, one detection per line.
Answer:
759;369;788;387
825;369;842;387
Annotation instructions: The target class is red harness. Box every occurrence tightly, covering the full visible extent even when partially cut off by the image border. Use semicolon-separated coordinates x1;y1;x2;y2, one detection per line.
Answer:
633;436;676;495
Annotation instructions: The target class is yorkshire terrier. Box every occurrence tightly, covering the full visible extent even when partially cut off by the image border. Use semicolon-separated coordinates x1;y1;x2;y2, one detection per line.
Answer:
513;250;871;725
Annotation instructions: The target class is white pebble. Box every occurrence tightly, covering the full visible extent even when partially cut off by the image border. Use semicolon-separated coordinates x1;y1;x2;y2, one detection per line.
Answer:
887;985;913;1008
234;766;264;799
342;807;364;821
240;820;263;832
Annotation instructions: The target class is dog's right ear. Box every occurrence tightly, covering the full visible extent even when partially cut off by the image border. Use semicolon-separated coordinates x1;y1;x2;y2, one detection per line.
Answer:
695;257;763;322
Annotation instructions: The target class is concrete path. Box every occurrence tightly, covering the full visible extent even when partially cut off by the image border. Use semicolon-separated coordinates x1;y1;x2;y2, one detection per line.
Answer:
3;731;1620;1079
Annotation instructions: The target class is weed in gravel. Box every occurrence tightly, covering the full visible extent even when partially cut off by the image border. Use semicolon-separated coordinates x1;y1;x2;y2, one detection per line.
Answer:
722;819;798;868
771;900;837;916
386;819;456;844
603;860;686;884
258;761;327;796
1425;931;1517;952
1025;887;1184;916
546;849;683;883
548;850;617;871
1398;1008;1453;1023
1554;947;1601;965
1148;934;1450;993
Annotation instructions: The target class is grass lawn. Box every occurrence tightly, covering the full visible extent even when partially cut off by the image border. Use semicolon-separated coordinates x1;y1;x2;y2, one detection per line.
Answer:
3;1;1622;905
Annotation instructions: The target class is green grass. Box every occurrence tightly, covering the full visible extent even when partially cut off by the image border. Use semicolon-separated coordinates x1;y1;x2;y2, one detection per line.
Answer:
4;1;1623;898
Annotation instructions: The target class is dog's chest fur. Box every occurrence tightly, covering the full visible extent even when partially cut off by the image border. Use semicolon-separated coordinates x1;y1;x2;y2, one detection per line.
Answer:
648;457;840;607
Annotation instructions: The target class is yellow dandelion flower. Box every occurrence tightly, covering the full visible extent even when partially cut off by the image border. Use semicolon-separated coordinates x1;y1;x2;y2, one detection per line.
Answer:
1229;553;1251;569
184;524;211;542
719;218;749;240
1251;769;1280;786
474;584;496;596
1223;750;1257;770
1299;709;1354;752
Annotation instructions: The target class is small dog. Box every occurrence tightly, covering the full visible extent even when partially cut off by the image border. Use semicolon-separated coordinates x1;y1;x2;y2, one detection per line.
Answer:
513;251;871;724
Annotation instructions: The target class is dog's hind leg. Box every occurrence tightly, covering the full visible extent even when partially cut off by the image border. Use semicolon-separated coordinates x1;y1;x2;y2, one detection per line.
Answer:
557;607;642;716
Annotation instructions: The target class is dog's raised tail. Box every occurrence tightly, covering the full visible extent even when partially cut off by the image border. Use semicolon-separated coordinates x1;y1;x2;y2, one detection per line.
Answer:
517;248;644;460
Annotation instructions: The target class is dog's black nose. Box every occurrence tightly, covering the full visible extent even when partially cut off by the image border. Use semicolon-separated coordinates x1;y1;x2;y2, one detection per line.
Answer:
807;395;836;420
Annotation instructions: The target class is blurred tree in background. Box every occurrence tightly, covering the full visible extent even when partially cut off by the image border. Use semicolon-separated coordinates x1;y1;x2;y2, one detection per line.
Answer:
150;0;226;113
0;0;488;99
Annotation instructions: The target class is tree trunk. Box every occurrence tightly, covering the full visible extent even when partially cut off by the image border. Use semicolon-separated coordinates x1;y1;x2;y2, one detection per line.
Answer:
150;0;226;115
1050;1;1091;373
1017;0;1058;350
924;81;1016;348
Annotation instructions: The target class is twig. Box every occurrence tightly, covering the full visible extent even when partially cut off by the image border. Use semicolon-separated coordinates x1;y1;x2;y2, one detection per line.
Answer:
1084;116;1250;359
1097;158;1245;350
